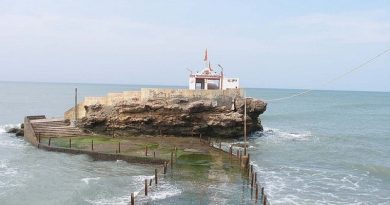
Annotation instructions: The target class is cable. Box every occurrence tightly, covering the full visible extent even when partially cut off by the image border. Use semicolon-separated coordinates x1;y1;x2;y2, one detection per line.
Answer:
264;48;390;102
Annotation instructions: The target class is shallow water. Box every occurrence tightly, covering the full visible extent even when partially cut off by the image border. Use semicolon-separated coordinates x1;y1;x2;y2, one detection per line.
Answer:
1;82;390;204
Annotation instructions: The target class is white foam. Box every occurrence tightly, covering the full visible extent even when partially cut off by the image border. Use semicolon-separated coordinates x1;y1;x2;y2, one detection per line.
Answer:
81;177;101;185
0;124;21;134
85;194;130;205
259;127;314;142
149;182;182;201
0;160;18;177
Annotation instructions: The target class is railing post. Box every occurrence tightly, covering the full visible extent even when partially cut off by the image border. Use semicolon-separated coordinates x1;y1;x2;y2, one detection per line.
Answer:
171;152;174;169
255;183;259;201
144;179;148;196
130;192;134;205
155;168;158;185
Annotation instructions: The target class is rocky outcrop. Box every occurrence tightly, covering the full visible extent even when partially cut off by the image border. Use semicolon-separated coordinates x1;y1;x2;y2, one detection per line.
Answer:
79;97;266;138
6;124;24;137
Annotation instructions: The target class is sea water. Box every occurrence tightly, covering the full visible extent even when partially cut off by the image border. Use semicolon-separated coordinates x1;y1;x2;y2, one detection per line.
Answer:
1;82;389;204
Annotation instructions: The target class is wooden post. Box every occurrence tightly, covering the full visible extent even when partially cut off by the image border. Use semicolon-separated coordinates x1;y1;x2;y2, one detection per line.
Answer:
251;172;254;187
250;165;253;178
155;169;158;185
163;162;167;174
38;133;41;143
261;187;264;200
219;142;222;149
130;192;134;205
239;151;242;167
263;194;267;205
145;145;148;156
118;142;121;153
255;183;259;201
171;152;174;169
69;138;71;148
255;172;258;183
153;151;156;158
48;137;51;146
246;154;250;170
91;140;94;151
244;146;247;156
149;178;152;186
144;179;148;196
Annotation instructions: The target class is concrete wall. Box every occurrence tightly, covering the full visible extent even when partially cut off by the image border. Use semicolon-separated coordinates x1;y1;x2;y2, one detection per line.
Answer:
64;88;243;120
24;115;46;146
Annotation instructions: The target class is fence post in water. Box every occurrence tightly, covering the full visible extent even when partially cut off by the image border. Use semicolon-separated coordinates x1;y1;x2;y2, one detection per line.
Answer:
130;192;134;205
250;165;253;178
155;168;158;185
171;152;174;169
238;151;242;169
263;194;267;205
91;140;94;151
251;172;254;188
153;151;156;158
69;138;71;148
118;142;121;153
261;187;264;201
255;172;257;184
246;154;250;170
145;145;148;156
244;146;247;156
48;137;51;146
144;179;148;196
38;133;41;143
255;183;259;202
163;162;167;174
149;178;152;186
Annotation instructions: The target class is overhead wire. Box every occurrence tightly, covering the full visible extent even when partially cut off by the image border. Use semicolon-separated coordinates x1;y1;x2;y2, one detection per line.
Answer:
264;48;390;102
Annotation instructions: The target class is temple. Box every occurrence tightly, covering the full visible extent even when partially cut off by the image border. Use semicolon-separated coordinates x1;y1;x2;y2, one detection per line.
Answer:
188;49;239;90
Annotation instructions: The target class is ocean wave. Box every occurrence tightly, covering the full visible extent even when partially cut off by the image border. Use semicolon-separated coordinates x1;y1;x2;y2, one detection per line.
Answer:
81;177;101;185
250;162;388;205
0;124;21;134
256;127;314;142
0;160;17;176
84;194;131;205
149;183;182;201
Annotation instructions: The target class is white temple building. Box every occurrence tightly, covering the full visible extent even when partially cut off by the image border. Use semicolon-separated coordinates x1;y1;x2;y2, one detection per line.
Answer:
188;49;239;90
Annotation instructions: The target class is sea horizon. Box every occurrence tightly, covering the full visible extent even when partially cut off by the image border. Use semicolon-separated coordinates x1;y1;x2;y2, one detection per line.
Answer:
1;80;389;94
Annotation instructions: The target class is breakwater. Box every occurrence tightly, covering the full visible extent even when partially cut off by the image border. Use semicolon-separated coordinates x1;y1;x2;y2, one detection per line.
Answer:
23;115;271;204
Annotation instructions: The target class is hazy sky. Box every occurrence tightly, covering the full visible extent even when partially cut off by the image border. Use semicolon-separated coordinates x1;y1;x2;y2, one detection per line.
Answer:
1;0;389;91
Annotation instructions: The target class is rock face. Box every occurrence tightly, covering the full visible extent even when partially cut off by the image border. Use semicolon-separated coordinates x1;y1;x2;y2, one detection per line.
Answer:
79;97;267;138
6;124;24;137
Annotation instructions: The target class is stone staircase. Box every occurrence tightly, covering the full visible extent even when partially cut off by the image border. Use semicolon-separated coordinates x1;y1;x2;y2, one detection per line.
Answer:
31;118;89;137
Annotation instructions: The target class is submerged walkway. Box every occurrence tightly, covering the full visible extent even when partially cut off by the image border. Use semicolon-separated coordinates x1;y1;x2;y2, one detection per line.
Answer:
23;116;271;204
